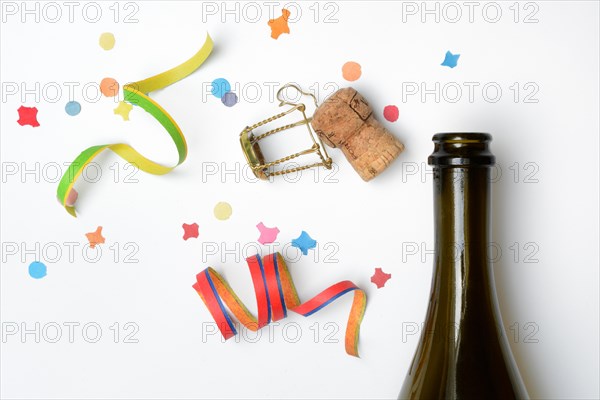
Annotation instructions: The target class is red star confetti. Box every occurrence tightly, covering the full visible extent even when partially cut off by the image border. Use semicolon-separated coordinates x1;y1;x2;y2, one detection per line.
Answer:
371;267;392;289
268;8;291;39
256;222;280;244
182;223;199;240
17;106;40;127
85;226;105;249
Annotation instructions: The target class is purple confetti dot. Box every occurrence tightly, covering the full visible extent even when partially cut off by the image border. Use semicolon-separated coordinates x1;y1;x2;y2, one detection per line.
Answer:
221;92;238;107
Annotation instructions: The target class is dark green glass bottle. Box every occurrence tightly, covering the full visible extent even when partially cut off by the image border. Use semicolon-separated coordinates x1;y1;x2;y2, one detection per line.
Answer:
399;133;529;399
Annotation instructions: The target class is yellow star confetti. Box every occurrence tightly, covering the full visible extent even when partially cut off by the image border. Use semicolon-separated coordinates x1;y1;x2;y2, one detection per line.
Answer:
113;101;133;121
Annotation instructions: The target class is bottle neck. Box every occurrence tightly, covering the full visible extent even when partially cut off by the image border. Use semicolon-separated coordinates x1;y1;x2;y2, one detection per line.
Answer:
429;133;494;278
428;133;496;341
433;166;492;275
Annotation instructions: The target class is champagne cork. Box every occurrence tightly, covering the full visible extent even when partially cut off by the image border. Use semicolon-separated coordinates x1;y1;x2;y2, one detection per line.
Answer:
311;87;404;181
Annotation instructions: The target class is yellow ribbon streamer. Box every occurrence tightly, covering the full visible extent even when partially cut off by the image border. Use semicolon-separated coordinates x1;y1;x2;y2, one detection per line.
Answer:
57;34;214;216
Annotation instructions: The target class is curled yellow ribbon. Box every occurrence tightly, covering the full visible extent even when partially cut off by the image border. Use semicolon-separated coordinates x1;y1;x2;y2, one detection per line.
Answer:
57;34;214;216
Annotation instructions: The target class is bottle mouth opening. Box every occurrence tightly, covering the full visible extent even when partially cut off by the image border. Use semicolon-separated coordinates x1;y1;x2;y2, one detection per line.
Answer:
429;133;495;167
432;132;492;144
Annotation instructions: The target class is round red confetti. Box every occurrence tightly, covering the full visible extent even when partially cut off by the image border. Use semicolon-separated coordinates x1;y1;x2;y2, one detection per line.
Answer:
383;105;399;122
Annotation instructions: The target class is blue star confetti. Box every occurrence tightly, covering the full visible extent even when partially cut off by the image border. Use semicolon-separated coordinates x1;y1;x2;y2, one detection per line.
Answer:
291;231;317;255
441;51;460;68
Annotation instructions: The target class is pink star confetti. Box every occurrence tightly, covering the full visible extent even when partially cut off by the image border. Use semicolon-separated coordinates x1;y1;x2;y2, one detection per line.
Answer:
256;222;280;244
17;106;40;127
371;267;392;289
182;223;199;240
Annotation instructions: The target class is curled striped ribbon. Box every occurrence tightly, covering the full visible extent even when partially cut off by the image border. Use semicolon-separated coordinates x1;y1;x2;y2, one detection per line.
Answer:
56;34;214;216
193;252;367;357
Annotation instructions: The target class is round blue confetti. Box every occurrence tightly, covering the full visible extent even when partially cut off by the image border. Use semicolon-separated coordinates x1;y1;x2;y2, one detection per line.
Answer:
221;92;238;107
28;261;47;279
211;78;231;99
65;101;81;116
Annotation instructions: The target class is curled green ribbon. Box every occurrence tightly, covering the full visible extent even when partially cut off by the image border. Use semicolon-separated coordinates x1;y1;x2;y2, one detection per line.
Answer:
57;34;214;216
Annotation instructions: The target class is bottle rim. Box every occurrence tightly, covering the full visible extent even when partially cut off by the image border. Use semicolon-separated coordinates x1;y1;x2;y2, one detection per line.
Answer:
429;132;495;167
432;132;492;143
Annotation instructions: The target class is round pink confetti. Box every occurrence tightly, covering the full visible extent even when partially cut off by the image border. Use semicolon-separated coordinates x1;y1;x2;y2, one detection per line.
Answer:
383;105;399;122
65;188;78;207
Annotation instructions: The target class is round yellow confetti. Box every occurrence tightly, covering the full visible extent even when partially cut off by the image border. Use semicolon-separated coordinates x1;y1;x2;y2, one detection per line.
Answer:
99;32;115;51
342;61;362;82
214;202;232;220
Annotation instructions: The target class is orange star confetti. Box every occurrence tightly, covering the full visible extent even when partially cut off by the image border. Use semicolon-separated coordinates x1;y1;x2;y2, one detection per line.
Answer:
85;226;105;249
268;8;291;39
371;267;392;289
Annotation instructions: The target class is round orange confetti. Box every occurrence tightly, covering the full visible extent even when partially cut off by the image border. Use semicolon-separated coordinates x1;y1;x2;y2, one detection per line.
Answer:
342;61;362;82
100;77;119;97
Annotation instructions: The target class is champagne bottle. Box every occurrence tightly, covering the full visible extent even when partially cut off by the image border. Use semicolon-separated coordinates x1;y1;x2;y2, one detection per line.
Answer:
399;133;529;399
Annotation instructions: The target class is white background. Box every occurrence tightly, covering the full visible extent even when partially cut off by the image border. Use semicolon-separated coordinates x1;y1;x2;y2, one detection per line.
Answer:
1;1;598;399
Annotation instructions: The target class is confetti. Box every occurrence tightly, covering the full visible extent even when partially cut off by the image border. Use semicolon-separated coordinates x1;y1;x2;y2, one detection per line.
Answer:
113;101;133;121
65;188;78;207
342;61;362;81
221;91;238;107
291;231;317;255
256;222;280;244
56;34;214;216
268;8;291;39
65;101;81;116
85;226;105;249
441;50;460;68
28;261;47;279
182;223;199;240
371;267;392;288
193;253;367;356
211;78;231;99
17;106;40;127
214;202;232;220
99;32;115;50
383;105;399;122
100;77;119;97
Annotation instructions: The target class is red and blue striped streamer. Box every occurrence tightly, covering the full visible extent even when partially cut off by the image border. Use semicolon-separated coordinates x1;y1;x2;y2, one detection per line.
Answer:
193;252;367;357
